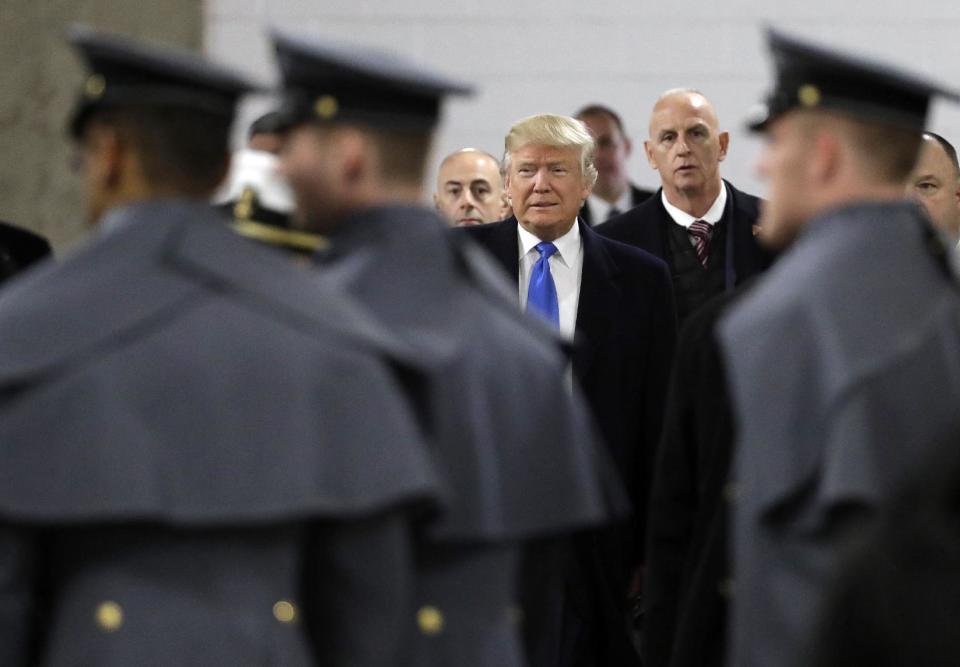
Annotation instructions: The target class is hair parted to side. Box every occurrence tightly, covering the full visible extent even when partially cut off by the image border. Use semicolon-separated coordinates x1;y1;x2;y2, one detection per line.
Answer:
503;114;598;187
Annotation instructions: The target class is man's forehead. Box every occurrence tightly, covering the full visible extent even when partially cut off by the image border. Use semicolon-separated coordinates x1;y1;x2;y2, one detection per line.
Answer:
440;153;499;178
580;112;619;136
915;139;954;174
649;95;718;130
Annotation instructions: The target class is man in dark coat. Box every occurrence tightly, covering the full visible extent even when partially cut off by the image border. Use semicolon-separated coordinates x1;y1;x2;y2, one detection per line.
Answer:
463;113;677;666
273;32;622;667
596;90;772;326
0;26;442;666
0;221;51;284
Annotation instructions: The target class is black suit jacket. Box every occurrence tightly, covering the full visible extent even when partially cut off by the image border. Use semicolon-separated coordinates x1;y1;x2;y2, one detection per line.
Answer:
595;180;772;291
463;217;678;666
579;183;654;227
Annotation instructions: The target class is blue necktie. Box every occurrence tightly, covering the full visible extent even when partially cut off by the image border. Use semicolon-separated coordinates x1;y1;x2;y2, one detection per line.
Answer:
526;241;559;327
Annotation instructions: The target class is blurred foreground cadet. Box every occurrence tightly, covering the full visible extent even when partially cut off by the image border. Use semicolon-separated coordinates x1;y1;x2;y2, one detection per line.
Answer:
273;31;622;667
718;27;960;666
0;26;442;666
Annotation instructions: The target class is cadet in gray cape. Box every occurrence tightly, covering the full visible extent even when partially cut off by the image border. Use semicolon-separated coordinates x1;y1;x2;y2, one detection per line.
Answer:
718;28;960;666
0;27;441;666
272;31;622;666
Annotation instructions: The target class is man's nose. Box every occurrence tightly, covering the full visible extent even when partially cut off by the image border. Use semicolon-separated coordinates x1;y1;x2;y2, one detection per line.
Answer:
459;190;477;209
533;168;551;191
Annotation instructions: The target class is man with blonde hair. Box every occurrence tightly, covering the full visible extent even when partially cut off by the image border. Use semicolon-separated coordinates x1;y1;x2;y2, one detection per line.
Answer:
465;113;677;667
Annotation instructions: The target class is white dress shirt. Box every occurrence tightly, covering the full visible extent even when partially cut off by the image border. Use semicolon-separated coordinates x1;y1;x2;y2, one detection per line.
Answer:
586;189;633;225
661;181;728;245
517;220;584;341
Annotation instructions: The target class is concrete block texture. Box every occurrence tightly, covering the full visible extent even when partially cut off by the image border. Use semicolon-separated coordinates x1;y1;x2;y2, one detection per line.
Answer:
205;1;960;205
0;0;202;251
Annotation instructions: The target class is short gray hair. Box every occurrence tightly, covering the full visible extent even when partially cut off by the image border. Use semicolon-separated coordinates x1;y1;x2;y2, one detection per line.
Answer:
503;114;598;187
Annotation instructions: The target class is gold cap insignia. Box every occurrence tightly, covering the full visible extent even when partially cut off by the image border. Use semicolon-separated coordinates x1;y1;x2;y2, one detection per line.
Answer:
798;84;821;108
314;95;339;120
85;74;106;99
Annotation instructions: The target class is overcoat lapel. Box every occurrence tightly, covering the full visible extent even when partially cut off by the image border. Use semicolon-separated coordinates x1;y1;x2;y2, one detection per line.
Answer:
572;220;621;384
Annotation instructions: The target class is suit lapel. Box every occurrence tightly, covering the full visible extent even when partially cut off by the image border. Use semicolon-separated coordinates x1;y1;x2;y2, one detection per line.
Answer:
573;220;621;383
578;201;594;227
726;183;765;285
487;217;523;288
652;197;676;272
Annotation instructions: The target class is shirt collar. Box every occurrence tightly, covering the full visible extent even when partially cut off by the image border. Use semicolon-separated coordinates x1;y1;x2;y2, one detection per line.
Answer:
660;181;728;229
517;218;582;265
587;188;632;220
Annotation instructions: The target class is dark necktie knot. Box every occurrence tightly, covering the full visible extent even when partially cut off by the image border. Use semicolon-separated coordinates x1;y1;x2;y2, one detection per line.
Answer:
688;220;712;241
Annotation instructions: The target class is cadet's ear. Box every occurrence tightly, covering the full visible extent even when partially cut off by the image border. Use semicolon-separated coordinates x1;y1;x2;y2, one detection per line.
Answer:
809;130;842;185
84;124;125;190
334;127;372;187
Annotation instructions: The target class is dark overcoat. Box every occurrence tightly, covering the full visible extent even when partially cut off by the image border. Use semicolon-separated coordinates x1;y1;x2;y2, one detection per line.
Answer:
463;216;678;666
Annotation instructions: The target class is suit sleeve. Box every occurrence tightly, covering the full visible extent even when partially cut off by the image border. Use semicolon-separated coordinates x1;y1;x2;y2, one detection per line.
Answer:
0;524;38;666
303;510;417;666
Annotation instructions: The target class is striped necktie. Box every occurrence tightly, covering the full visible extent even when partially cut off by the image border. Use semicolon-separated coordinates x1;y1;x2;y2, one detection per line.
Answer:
688;220;713;267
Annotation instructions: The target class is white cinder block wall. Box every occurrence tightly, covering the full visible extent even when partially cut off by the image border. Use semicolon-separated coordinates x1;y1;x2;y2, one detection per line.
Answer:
205;0;960;201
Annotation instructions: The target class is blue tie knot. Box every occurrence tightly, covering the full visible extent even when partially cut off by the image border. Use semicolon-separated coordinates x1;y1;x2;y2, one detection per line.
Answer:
536;241;558;260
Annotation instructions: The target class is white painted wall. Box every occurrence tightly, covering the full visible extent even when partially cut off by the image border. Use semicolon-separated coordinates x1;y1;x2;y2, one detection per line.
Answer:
205;0;960;201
